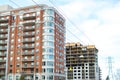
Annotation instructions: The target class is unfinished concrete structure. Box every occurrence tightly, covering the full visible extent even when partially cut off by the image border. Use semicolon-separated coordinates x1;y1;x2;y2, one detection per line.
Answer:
66;42;99;80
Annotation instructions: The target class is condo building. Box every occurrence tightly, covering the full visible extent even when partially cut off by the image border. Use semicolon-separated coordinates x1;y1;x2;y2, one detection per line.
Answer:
66;42;99;80
0;4;65;80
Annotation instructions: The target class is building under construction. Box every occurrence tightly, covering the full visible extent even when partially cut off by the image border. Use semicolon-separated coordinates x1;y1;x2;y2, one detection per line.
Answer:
66;42;99;80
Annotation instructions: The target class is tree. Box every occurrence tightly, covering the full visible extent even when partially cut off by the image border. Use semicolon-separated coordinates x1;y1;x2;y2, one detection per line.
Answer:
20;75;25;80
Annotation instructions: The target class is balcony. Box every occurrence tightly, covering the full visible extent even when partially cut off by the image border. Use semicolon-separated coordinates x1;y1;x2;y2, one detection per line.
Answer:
23;38;35;43
0;47;7;51
0;65;5;69
22;52;34;56
23;32;35;38
0;41;7;45
0;23;8;28
21;71;34;75
22;65;34;69
0;35;8;40
23;20;35;26
0;29;8;34
0;18;9;23
0;72;5;75
22;59;34;62
23;14;36;20
0;53;6;57
23;26;35;32
22;45;34;50
0;60;6;63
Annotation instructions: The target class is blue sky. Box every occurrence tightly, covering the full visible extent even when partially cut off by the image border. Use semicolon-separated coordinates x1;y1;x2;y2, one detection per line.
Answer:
0;0;120;79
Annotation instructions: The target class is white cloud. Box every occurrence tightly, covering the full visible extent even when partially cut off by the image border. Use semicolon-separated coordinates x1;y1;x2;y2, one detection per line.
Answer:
58;0;120;79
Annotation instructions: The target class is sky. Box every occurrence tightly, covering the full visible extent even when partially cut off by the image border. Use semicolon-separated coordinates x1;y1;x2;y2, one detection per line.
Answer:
0;0;120;79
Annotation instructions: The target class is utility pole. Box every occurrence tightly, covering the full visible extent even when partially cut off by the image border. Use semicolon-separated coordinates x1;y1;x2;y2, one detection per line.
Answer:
107;56;114;80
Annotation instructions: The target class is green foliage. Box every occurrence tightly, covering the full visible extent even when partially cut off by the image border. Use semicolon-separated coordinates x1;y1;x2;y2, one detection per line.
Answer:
20;75;25;80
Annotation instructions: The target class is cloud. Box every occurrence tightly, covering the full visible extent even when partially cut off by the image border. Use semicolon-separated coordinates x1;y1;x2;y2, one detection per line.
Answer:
58;0;120;79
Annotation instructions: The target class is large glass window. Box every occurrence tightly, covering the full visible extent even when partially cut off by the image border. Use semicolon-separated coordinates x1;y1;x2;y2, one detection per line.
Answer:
47;68;53;73
44;9;54;15
42;54;54;59
42;48;54;53
43;35;54;41
43;22;54;27
43;28;54;33
47;61;54;66
43;16;54;21
47;75;53;80
43;41;54;47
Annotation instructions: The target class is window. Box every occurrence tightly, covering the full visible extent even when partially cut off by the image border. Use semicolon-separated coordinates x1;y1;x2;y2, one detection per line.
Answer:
16;76;19;80
47;75;53;80
17;57;20;60
10;57;13;61
36;36;39;40
43;22;54;27
16;64;20;67
36;42;39;46
47;68;53;73
31;62;34;66
42;68;46;73
44;9;54;15
36;30;39;34
31;56;34;60
12;28;15;31
36;62;39;66
24;56;27;60
42;61;46;66
36;49;39;53
11;45;14;49
36;56;38;60
43;28;54;33
18;39;21;42
43;35;54;40
47;61;53;66
11;51;13;54
36;23;40;28
11;34;14;37
11;39;14;43
43;16;54;21
37;12;40;16
42;75;45;79
43;41;54;47
42;48;54;53
42;54;54;59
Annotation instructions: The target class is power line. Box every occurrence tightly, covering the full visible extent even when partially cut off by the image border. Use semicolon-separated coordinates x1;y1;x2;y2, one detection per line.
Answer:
48;0;95;45
9;0;20;7
30;0;85;44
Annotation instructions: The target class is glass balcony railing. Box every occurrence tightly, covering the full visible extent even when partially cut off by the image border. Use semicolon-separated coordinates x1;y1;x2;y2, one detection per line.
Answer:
23;14;36;20
23;20;35;26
